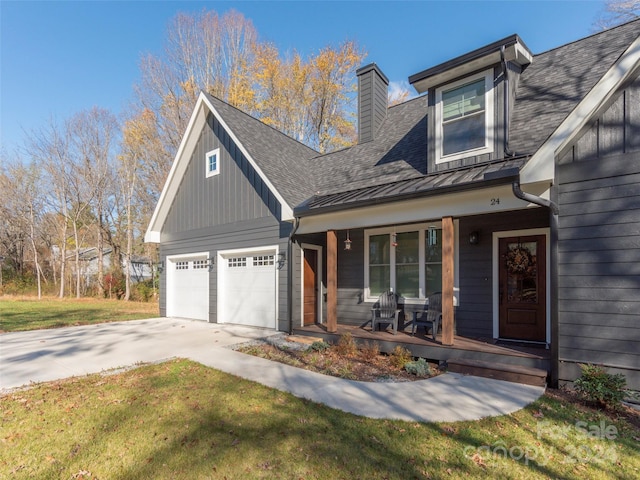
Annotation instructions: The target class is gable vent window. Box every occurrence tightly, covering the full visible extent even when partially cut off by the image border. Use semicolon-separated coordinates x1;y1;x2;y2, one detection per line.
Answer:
435;70;494;163
205;148;220;178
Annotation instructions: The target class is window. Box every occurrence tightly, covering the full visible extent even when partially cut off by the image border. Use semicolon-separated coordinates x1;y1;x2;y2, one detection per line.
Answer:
193;259;209;269
435;70;494;163
228;257;247;268
365;224;445;301
205;148;220;177
253;255;275;266
176;261;189;270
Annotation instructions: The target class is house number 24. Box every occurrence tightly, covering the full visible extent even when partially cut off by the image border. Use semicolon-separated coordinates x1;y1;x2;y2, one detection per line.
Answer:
490;198;500;206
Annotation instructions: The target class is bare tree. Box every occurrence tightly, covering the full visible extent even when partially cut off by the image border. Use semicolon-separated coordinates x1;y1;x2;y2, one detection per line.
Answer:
26;118;73;298
69;107;119;297
593;0;639;29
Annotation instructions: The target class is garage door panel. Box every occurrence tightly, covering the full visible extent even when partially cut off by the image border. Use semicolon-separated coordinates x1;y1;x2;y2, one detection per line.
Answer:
167;256;209;321
220;252;276;328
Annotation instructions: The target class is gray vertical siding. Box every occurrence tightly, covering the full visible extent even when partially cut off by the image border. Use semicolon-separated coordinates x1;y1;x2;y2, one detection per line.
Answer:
163;113;280;233
357;64;389;144
557;75;640;389
159;112;292;330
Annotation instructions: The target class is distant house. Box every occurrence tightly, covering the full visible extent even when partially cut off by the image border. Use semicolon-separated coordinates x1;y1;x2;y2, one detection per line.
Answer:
68;248;153;286
146;20;640;389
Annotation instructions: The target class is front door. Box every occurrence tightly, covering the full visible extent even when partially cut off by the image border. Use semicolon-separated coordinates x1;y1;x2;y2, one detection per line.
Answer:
303;249;318;326
499;235;546;342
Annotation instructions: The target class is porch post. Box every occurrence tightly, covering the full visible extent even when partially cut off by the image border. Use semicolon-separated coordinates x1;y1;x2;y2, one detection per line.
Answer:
442;216;455;345
327;230;338;333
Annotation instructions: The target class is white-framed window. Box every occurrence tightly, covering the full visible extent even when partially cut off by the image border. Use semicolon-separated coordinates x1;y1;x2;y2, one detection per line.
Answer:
435;70;494;163
205;148;220;178
365;223;447;302
193;259;209;269
176;261;189;270
253;255;275;267
228;257;247;268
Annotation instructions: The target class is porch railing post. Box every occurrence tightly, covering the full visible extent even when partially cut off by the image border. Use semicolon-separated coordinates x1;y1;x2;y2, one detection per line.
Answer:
327;230;338;333
442;216;455;345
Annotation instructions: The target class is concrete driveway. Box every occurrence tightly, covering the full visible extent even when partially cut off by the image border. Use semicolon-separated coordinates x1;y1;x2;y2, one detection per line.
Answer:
0;318;545;423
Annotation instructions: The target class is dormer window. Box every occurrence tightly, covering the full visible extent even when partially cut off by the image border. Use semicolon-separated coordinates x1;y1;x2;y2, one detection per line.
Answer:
205;148;220;178
435;70;494;163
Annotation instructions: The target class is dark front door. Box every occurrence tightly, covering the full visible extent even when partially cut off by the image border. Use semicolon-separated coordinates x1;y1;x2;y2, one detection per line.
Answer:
499;235;546;342
303;249;318;326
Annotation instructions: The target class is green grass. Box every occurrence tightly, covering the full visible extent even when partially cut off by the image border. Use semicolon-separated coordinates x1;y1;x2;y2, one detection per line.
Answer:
0;296;159;332
1;359;638;479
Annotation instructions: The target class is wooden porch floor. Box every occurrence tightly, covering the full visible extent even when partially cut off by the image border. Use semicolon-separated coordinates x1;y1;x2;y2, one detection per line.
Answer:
292;324;551;372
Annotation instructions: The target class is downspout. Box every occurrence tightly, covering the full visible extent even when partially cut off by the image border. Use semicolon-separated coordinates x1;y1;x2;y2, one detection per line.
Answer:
501;46;517;158
287;217;301;334
512;178;560;387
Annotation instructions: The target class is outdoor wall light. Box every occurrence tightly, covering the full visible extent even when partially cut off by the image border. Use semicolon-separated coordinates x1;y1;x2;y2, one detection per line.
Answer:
277;252;286;270
344;230;352;251
469;231;480;245
156;261;165;273
207;258;215;272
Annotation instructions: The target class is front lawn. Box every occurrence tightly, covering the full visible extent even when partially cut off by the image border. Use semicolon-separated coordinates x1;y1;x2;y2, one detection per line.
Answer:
1;359;638;479
0;296;159;332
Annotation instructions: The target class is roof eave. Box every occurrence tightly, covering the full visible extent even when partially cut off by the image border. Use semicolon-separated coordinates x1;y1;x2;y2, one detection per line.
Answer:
294;167;521;218
409;35;532;93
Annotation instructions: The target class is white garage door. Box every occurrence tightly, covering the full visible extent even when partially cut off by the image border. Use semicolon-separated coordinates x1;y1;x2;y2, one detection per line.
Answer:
166;254;210;321
219;250;277;329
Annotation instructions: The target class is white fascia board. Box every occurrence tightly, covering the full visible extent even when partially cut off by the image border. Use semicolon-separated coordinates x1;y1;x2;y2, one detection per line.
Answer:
200;95;295;221
296;182;550;234
521;35;640;186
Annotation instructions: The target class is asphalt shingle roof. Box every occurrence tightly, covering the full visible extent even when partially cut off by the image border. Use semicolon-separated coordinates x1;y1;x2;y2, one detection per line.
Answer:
204;20;639;215
204;93;319;208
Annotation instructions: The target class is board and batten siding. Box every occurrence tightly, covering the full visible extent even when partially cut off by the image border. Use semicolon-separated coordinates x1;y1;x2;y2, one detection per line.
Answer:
159;112;291;330
163;112;280;233
556;75;640;389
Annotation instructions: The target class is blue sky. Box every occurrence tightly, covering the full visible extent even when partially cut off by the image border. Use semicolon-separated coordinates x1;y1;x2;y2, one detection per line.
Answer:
1;1;607;157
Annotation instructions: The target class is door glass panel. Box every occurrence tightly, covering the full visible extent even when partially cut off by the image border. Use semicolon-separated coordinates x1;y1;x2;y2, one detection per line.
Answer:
396;231;419;297
505;241;538;303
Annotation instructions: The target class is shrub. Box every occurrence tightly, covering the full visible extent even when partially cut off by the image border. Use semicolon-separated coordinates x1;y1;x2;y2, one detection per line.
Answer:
390;345;412;369
405;358;433;377
309;340;330;352
335;333;358;357
574;364;627;409
360;341;380;362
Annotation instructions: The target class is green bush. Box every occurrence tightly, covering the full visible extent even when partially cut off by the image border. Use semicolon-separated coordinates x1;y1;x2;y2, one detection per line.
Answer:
309;340;330;352
404;358;432;377
574;364;627;409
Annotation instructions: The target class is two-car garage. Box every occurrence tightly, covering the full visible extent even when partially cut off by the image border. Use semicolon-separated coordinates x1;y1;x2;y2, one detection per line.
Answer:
165;247;278;329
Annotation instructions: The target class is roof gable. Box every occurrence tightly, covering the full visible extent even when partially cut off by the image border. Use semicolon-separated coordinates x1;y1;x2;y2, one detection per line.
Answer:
145;93;318;242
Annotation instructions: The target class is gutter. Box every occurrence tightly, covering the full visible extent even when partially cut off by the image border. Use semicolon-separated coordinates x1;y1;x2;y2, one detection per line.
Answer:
512;179;559;215
287;217;301;334
500;46;516;158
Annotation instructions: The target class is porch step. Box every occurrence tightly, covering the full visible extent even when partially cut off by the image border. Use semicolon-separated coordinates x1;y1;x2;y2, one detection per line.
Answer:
285;335;322;346
446;358;548;387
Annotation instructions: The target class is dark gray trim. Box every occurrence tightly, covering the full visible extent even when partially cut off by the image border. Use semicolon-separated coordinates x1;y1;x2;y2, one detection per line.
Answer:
409;34;526;85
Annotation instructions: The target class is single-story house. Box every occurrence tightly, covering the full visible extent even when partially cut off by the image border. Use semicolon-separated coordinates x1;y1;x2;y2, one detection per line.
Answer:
145;20;640;389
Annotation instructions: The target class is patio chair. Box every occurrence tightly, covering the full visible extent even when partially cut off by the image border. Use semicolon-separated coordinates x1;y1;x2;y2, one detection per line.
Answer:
371;290;400;335
412;292;442;341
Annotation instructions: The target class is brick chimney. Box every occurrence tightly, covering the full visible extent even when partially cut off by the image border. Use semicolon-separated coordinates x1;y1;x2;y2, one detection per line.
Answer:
356;63;389;144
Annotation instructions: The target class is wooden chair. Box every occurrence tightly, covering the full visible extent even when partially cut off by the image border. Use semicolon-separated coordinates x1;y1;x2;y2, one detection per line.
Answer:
412;292;442;341
371;290;400;335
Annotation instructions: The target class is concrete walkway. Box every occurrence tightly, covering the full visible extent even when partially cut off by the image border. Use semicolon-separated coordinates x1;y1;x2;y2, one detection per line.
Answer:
0;318;545;423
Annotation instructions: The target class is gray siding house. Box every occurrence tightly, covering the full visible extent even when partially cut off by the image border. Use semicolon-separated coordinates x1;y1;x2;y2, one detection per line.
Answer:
146;20;640;389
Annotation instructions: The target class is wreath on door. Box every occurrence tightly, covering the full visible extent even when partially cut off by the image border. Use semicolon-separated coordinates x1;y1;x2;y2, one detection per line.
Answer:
506;245;532;274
